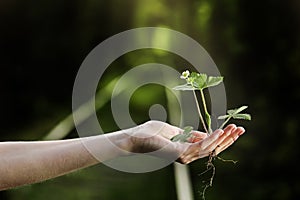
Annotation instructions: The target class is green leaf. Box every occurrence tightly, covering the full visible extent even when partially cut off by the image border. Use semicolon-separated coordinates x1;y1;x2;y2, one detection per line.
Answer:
183;126;193;134
171;126;193;142
205;112;211;128
235;105;248;113
193;73;207;89
190;72;199;78
206;76;223;88
232;113;251;120
173;84;195;91
218;105;251;129
187;72;199;85
227;106;248;115
193;74;223;90
175;72;223;91
217;114;229;120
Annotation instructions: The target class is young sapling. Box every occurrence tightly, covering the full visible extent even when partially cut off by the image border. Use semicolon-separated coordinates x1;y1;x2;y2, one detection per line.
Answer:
172;70;251;199
173;71;224;134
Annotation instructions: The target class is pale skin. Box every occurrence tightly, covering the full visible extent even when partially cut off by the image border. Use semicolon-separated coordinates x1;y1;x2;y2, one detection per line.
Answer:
0;120;245;191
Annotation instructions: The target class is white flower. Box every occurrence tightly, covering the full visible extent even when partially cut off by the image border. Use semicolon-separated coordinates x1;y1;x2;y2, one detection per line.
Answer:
180;70;190;79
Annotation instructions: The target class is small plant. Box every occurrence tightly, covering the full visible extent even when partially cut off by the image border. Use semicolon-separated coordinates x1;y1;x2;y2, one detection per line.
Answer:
171;70;251;199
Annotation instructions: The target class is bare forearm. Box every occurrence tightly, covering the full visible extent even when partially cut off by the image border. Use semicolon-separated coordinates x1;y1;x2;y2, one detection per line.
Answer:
0;132;130;190
0;121;245;191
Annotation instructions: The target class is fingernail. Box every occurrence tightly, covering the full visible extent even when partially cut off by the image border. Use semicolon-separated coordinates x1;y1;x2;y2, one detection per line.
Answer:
215;129;223;137
226;129;233;136
219;130;225;136
234;135;239;141
220;130;224;136
237;127;245;136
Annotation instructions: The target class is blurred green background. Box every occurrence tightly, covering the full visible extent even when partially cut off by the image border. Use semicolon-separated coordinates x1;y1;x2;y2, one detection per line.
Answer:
0;0;299;199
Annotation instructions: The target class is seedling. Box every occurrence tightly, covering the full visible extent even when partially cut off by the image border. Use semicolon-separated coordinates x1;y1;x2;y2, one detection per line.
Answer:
172;70;251;199
218;106;251;129
171;126;194;142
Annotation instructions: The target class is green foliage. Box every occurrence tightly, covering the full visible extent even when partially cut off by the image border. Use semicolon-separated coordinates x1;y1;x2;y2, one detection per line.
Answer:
218;105;251;129
171;126;193;142
172;84;195;91
172;70;252;199
174;70;224;134
173;70;224;134
173;70;251;135
206;76;224;88
174;71;223;91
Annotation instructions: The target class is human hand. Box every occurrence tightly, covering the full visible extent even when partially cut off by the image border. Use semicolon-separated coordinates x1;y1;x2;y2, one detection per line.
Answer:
126;120;245;164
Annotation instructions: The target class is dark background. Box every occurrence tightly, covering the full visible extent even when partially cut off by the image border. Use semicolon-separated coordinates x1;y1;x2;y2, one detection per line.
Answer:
0;0;299;199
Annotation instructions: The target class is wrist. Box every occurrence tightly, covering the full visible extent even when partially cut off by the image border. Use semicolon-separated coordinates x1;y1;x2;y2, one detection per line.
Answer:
113;130;134;155
81;130;133;162
119;124;145;154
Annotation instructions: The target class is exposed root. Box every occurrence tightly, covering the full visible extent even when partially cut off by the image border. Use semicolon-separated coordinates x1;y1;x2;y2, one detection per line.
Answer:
199;152;216;200
216;156;238;164
198;151;238;200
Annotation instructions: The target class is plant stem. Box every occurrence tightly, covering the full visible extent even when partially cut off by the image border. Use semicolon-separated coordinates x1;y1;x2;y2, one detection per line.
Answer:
200;89;212;134
199;90;208;116
192;90;208;133
219;116;232;129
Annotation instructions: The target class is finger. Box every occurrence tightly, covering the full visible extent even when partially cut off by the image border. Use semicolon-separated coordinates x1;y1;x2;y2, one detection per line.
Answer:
183;144;212;162
176;143;200;163
223;124;237;134
188;131;207;143
216;127;245;154
199;129;223;149
178;127;245;163
216;139;234;155
183;130;227;161
179;143;211;163
221;126;245;147
204;125;236;152
160;125;183;139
